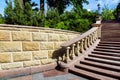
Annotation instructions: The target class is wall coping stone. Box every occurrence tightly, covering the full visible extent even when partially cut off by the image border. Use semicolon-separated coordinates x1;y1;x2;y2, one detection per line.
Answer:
0;24;80;34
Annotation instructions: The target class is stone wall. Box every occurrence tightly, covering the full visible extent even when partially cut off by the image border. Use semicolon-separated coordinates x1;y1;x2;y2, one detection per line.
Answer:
0;24;80;70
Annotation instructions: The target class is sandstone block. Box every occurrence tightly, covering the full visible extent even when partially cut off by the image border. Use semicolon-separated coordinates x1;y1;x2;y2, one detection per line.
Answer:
12;31;30;41
0;53;11;63
48;34;59;41
32;33;48;41
41;59;55;65
40;42;54;50
0;42;22;52
68;35;76;40
13;52;31;62
54;42;60;49
22;42;39;51
0;30;10;41
59;34;68;41
22;28;39;32
48;50;54;58
1;62;23;70
32;51;48;60
0;27;21;31
23;60;41;67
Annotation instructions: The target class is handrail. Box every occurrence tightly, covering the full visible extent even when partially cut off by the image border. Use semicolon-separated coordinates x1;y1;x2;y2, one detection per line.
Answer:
61;27;98;47
60;27;99;63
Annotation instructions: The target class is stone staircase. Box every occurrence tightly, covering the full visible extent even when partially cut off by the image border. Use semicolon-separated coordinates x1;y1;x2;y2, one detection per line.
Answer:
69;41;120;80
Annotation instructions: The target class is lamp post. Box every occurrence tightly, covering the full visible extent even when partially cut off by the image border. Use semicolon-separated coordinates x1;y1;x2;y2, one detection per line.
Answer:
97;3;101;16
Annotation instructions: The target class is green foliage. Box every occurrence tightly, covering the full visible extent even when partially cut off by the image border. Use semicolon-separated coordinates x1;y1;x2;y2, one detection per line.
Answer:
3;0;96;33
0;14;5;24
4;0;43;26
102;5;115;20
4;0;14;24
45;8;60;28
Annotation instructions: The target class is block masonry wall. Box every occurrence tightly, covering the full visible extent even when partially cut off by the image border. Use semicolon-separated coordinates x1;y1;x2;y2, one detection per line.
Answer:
0;24;80;70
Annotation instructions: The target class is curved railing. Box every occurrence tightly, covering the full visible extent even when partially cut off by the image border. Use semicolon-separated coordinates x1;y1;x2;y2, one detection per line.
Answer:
60;27;99;63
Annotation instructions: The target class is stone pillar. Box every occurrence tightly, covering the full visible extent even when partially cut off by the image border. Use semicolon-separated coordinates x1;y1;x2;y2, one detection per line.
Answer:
92;16;102;39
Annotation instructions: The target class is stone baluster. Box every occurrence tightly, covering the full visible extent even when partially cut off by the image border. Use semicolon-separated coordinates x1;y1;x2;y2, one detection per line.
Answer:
80;39;84;53
65;47;70;63
84;37;88;50
71;44;76;59
76;41;80;56
90;34;93;45
92;32;95;42
95;30;98;40
87;36;90;47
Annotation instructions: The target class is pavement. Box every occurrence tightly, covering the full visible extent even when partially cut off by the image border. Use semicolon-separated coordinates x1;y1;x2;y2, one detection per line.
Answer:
0;70;88;80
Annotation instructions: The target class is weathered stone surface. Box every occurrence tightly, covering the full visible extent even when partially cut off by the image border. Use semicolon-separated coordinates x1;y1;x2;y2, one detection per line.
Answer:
0;27;21;31
48;34;59;41
0;42;22;52
48;50;54;58
1;62;23;70
32;51;48;60
13;52;31;62
22;28;39;32
68;35;77;40
0;30;10;41
40;42;54;50
23;60;41;67
0;53;11;63
0;65;1;70
22;42;39;51
54;42;60;49
59;34;68;41
12;31;30;41
32;33;48;41
41;59;55;65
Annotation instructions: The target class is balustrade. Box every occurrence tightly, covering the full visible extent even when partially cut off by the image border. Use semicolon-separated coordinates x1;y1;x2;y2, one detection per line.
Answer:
61;27;99;63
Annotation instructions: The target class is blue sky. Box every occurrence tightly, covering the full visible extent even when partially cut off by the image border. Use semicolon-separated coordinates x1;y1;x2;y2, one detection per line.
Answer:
0;0;120;16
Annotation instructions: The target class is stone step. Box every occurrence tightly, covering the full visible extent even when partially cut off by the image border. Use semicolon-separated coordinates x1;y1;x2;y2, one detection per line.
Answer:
100;41;120;44
98;44;120;47
88;54;120;61
80;60;120;72
69;67;117;80
85;57;120;66
94;48;120;53
96;46;120;50
75;64;120;79
92;51;120;57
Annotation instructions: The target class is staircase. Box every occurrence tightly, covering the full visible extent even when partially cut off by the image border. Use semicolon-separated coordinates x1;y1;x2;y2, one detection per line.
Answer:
67;20;120;80
69;41;120;80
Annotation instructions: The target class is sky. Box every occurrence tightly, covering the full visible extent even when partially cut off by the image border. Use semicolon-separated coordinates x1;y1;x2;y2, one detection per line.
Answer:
0;0;120;16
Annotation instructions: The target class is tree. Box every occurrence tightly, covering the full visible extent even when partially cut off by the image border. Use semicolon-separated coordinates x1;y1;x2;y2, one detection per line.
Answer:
47;0;70;14
4;0;34;25
0;14;4;24
40;0;44;13
102;5;115;20
4;0;14;24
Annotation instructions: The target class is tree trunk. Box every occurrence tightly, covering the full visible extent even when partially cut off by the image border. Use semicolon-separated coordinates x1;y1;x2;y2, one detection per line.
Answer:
40;0;44;13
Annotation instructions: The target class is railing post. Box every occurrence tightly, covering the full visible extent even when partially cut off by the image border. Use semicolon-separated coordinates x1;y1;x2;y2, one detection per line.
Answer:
84;37;88;50
66;47;70;63
87;36;90;47
77;41;80;56
80;39;84;53
71;44;76;59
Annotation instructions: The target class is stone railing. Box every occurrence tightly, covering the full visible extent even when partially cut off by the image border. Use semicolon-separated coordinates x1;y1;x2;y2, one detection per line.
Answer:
59;20;102;72
60;27;99;63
